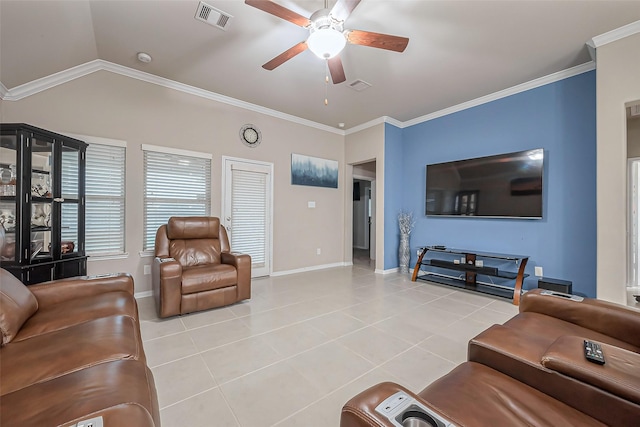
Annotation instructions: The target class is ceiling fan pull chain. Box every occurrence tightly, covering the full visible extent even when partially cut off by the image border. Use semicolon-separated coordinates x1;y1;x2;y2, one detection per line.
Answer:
325;60;329;106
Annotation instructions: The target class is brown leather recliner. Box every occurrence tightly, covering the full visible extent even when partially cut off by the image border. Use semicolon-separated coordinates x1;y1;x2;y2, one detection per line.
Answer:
152;216;251;318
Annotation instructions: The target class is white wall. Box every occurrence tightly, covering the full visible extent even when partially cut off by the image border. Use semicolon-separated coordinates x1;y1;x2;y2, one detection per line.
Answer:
596;31;640;303
345;124;385;271
1;71;346;293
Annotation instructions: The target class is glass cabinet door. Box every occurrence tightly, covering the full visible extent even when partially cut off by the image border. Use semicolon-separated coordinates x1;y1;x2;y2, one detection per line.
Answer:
0;135;17;262
30;136;53;262
60;144;81;255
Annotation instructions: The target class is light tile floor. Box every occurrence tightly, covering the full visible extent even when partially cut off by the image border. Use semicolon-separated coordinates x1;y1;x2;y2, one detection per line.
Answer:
137;265;520;427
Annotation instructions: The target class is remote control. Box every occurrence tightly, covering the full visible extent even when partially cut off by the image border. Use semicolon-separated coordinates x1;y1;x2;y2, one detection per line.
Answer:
584;340;605;365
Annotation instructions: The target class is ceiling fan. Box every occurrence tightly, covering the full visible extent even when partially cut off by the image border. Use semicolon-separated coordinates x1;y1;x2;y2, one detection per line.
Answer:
245;0;409;84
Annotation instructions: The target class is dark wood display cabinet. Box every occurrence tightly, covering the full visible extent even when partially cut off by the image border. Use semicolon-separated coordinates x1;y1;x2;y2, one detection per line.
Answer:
0;124;87;284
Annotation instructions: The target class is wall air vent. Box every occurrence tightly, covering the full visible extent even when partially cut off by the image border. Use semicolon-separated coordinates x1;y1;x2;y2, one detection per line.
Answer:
195;2;233;30
348;79;372;92
631;104;640;117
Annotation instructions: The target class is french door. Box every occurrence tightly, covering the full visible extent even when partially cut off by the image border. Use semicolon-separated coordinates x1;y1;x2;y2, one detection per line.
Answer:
222;157;273;277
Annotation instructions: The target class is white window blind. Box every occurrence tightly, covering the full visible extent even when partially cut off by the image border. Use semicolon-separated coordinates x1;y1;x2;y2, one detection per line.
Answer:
84;143;126;255
143;148;211;251
231;168;266;267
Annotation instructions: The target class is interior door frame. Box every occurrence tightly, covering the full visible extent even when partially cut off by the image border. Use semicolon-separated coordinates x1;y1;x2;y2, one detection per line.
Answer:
221;156;274;277
353;174;376;260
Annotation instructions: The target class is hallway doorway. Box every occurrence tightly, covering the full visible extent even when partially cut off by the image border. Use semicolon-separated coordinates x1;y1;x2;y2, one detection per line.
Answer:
352;161;376;269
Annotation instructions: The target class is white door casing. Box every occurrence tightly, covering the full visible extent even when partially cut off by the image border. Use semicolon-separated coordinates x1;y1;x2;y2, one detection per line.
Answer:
370;179;376;260
222;157;273;277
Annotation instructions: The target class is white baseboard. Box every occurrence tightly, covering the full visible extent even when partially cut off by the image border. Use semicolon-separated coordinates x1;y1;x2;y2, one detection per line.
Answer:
271;262;350;277
134;290;153;299
377;267;399;275
353;245;367;250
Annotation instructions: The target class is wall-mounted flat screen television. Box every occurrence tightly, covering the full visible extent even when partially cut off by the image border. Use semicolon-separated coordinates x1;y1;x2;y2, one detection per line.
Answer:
426;148;543;218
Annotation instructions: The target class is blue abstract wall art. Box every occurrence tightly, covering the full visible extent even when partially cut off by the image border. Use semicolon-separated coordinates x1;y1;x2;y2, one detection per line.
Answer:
291;153;338;189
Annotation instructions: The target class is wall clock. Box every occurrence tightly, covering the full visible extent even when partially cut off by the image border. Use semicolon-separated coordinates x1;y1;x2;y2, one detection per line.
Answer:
239;124;261;148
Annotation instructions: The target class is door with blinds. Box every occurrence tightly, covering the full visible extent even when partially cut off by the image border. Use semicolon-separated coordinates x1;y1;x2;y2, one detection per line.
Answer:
222;158;272;277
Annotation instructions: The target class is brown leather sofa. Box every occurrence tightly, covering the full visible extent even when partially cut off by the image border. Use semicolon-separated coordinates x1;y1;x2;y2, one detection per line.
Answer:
153;216;251;318
341;289;640;427
0;268;160;427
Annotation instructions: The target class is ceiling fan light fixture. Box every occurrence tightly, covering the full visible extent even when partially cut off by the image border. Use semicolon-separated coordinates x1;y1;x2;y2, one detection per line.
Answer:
307;27;346;59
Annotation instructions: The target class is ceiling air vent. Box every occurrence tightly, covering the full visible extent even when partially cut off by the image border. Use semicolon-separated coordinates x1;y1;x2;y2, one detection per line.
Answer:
348;79;372;92
195;1;233;30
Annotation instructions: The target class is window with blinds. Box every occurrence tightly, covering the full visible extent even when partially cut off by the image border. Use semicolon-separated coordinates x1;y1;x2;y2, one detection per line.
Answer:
143;147;211;251
84;143;126;255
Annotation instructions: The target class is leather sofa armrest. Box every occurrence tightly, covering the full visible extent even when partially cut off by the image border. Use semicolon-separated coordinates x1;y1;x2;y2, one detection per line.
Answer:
541;335;640;405
152;257;183;318
29;273;134;308
221;252;251;301
520;289;640;348
341;382;452;427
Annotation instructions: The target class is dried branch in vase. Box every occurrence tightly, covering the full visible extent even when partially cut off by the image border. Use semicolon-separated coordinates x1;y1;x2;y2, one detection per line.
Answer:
398;211;415;235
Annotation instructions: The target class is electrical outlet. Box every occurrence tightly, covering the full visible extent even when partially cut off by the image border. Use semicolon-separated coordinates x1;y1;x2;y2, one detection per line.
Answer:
316;248;321;255
144;265;151;275
535;266;543;277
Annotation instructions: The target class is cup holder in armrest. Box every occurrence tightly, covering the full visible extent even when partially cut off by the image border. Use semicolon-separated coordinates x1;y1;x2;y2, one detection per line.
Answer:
540;290;584;302
375;391;455;427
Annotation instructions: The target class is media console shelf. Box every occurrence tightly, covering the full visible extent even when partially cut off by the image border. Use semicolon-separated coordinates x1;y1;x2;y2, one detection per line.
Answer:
411;246;529;305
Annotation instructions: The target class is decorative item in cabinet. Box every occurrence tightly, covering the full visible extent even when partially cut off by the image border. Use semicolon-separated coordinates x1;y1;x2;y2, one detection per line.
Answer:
31;171;51;197
31;203;52;227
0;164;17;196
0;204;16;232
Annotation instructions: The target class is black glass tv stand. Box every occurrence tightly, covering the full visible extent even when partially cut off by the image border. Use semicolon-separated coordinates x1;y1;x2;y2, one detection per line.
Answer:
411;246;529;305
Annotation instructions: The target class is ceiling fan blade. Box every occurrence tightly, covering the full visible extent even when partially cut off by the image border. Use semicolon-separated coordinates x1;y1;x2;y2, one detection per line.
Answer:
245;0;311;27
328;55;346;84
330;0;361;22
346;29;409;52
262;41;308;70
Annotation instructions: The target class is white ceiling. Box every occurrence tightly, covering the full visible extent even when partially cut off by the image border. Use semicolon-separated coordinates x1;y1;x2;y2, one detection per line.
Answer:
2;1;640;130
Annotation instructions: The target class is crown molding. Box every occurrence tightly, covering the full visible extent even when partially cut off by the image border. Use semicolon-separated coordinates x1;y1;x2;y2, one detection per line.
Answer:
1;58;596;136
1;60;104;101
344;116;386;135
0;59;345;135
400;61;595;129
588;19;640;49
0;81;9;99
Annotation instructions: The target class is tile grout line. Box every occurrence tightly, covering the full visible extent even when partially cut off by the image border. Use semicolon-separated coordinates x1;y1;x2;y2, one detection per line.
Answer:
143;271;482;426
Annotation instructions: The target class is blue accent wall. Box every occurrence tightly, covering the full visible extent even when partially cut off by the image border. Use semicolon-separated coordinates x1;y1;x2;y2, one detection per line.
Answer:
386;71;597;296
384;123;404;269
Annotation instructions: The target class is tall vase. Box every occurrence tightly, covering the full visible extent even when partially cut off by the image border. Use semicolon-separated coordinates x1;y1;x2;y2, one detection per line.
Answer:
399;233;410;274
